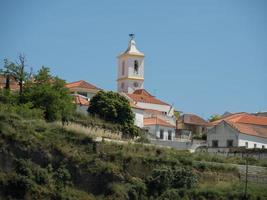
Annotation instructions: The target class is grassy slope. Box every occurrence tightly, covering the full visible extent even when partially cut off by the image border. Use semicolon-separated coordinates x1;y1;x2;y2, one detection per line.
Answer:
0;110;267;200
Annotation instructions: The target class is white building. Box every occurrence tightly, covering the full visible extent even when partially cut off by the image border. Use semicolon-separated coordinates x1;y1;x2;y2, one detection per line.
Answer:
144;117;175;141
65;80;101;113
117;35;176;133
117;35;144;94
207;113;267;152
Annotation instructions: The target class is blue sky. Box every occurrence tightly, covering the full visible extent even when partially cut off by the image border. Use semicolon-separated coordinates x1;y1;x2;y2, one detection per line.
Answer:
0;0;266;118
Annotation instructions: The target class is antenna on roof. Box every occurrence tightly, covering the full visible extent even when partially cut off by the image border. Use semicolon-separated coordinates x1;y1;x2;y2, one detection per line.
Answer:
129;33;135;40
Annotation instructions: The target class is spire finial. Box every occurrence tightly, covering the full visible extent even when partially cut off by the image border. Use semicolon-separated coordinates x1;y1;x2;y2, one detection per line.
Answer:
129;33;135;40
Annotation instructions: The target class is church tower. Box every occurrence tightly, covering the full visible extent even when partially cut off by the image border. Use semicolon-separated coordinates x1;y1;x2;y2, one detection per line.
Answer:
117;34;144;94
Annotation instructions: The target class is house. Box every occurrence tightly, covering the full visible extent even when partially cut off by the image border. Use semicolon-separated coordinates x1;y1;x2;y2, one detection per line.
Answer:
144;117;175;141
207;113;267;152
0;75;20;91
176;114;211;139
65;80;101;113
65;80;101;100
116;35;176;139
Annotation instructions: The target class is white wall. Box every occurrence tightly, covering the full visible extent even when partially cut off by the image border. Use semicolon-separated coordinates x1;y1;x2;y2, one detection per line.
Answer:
145;124;175;141
136;102;174;117
207;121;239;147
132;108;144;128
238;133;267;149
117;55;144;93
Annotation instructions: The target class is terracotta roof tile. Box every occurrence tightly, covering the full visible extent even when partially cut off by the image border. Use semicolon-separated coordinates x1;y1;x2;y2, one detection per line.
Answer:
73;94;89;106
213;113;267;126
144;117;175;128
226;121;267;139
180;114;211;126
65;80;100;90
126;89;170;106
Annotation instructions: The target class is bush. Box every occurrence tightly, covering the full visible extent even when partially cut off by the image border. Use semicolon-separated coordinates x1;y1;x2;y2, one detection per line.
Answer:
147;167;198;197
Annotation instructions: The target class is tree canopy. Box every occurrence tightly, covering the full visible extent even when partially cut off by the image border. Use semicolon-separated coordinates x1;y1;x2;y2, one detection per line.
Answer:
22;66;74;121
88;91;138;137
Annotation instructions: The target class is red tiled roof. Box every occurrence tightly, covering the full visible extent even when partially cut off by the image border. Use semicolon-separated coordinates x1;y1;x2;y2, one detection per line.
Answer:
144;117;175;128
226;121;267;139
126;89;170;106
65;80;100;90
180;114;211;126
213;113;267;126
73;94;89;106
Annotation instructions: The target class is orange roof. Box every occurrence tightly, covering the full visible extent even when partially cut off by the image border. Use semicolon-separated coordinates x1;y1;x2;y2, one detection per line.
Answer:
73;95;89;106
65;80;100;90
126;89;170;106
213;113;267;126
144;117;175;128
226;121;267;139
180;114;211;126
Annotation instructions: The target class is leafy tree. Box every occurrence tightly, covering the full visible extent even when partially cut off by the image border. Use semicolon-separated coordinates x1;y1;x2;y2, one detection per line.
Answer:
0;59;14;90
23;66;74;121
0;54;29;102
88;91;138;137
208;114;221;122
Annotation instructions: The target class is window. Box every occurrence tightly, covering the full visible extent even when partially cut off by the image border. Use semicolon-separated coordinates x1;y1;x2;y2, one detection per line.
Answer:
160;129;164;139
212;140;218;147
254;143;257;148
77;92;87;97
134;60;139;74
168;130;172;140
122;61;125;75
245;142;248;148
262;145;265;149
227;140;233;147
121;82;124;89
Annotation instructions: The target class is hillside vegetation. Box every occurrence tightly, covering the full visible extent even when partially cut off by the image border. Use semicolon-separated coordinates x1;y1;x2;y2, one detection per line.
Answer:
0;105;267;200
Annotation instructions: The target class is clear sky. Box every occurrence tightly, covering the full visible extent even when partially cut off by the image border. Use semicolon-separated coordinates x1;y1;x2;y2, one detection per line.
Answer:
0;0;266;118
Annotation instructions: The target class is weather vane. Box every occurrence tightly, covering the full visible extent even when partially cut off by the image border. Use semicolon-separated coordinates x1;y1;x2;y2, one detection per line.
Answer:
129;33;135;39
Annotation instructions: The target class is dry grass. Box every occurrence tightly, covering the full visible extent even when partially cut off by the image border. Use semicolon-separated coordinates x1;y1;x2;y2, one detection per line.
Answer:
56;122;122;140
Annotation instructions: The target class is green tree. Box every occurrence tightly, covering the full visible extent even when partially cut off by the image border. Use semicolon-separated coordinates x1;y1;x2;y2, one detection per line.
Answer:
208;114;221;122
88;91;138;137
23;66;74;121
0;54;29;102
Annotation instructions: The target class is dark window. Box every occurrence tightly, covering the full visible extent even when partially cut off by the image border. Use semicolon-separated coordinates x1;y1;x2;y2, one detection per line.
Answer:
254;143;257;148
134;60;139;74
212;140;218;147
262;145;265;149
245;142;248;148
227;140;233;147
77;92;87;97
122;61;125;75
160;129;164;139
168;130;172;140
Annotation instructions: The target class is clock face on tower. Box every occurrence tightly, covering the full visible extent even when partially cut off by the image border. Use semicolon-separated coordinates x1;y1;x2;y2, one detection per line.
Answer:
133;82;139;87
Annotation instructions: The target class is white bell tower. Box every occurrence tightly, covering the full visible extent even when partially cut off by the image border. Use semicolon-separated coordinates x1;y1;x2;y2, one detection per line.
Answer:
117;34;145;94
